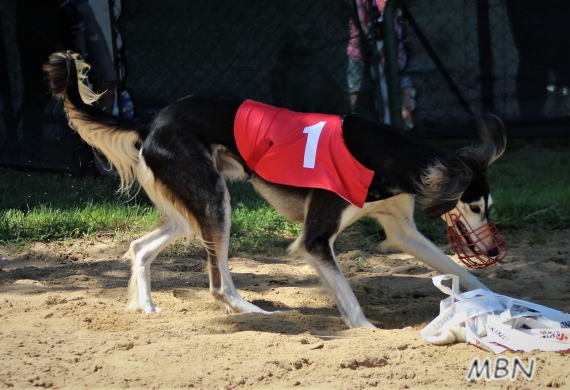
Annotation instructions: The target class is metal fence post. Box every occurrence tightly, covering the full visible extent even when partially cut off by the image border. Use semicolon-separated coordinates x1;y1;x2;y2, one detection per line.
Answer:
383;0;403;129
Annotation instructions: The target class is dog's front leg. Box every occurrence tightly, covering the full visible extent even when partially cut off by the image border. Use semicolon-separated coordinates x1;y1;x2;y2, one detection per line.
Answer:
392;226;488;291
374;194;488;291
291;190;376;329
293;238;376;328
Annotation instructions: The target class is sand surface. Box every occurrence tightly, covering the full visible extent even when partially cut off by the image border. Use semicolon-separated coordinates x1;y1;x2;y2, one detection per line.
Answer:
1;230;569;389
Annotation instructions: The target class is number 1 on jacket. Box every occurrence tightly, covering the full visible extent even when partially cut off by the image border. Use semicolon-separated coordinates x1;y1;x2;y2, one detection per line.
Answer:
303;121;326;169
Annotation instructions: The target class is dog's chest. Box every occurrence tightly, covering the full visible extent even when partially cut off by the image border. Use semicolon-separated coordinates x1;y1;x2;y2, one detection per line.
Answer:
234;100;374;208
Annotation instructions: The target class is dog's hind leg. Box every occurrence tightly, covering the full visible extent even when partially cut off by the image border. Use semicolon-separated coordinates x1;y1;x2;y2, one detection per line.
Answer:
139;137;269;315
202;179;271;315
373;194;488;291
146;174;267;315
290;190;376;329
126;219;185;313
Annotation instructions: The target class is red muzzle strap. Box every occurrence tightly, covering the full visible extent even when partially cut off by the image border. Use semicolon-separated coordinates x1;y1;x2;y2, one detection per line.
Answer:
444;211;507;269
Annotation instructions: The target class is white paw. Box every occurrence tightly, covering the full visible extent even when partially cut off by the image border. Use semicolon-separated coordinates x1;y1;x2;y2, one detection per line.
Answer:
426;326;466;345
354;319;377;329
141;303;162;314
219;294;273;315
227;300;272;315
346;315;377;329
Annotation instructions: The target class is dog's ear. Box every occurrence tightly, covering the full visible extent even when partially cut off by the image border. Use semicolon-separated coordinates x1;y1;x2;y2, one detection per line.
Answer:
416;115;506;218
417;159;473;218
460;115;507;173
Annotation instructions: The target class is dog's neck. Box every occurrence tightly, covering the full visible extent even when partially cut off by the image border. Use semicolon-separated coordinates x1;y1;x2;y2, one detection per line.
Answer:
341;114;447;202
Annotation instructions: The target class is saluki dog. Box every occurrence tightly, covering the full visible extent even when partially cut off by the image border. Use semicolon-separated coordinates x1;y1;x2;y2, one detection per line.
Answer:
44;51;507;329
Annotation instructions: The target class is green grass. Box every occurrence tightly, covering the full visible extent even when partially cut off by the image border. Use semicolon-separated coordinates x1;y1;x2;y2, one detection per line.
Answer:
487;151;570;229
0;168;159;245
225;181;302;253
0;202;159;244
1;146;569;251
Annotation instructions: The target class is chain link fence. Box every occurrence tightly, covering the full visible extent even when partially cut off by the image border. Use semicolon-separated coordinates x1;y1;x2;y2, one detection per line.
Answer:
1;0;569;173
404;0;570;137
117;1;358;117
1;0;117;173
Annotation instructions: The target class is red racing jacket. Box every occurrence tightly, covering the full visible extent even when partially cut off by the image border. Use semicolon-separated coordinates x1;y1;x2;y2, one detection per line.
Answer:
234;100;374;208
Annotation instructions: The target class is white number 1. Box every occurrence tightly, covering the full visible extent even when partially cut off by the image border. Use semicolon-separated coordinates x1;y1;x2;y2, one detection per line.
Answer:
302;121;326;169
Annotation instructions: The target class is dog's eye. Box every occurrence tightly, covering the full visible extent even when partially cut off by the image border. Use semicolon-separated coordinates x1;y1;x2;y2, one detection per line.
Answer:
469;205;481;214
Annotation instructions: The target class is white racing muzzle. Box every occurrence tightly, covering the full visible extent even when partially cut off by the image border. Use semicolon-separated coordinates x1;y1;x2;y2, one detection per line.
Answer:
444;210;507;269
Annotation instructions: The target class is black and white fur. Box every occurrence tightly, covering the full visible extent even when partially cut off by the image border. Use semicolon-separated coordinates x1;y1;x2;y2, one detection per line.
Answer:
44;52;507;329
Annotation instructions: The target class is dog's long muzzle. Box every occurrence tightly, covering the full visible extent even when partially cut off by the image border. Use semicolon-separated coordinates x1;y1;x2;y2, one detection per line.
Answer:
444;211;507;269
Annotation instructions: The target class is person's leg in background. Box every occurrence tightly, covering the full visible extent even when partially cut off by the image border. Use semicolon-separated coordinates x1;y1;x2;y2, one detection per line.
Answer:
400;75;415;129
347;58;365;111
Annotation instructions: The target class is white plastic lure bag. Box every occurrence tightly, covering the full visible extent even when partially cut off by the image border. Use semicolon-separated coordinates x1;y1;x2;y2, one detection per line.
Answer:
421;275;570;354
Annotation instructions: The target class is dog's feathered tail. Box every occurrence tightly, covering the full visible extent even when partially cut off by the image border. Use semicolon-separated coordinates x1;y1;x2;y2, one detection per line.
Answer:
417;115;507;218
44;51;150;193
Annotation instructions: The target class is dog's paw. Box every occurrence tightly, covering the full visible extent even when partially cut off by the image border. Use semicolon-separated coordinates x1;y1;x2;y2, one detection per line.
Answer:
142;304;162;314
144;306;162;314
378;239;395;253
126;298;162;314
347;317;377;329
224;299;272;315
357;320;377;329
425;326;466;345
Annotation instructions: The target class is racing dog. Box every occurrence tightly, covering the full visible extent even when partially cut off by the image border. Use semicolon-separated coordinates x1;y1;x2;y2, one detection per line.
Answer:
44;51;507;328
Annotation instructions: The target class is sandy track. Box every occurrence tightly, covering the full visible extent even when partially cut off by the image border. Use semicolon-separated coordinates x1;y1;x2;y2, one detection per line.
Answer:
1;230;569;389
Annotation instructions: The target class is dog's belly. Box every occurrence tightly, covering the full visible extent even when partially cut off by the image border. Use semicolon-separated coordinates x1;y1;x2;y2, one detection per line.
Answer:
251;175;309;223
